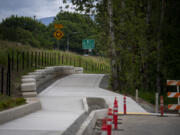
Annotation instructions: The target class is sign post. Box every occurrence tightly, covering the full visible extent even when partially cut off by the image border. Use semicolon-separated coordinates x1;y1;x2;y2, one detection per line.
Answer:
53;24;64;49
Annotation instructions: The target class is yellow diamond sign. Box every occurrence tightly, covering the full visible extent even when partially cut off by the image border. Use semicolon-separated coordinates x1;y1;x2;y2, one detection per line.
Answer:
54;29;64;40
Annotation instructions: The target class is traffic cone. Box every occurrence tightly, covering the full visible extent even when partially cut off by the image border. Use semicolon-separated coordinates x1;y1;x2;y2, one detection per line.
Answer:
123;96;127;115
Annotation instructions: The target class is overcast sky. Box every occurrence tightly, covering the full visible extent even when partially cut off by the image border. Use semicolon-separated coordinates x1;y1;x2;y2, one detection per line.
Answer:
0;0;74;22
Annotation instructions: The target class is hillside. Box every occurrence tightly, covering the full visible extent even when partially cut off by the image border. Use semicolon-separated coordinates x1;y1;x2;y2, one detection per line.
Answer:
38;16;55;26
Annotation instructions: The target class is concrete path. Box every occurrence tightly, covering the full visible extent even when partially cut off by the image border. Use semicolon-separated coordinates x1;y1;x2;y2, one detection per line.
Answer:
0;74;147;135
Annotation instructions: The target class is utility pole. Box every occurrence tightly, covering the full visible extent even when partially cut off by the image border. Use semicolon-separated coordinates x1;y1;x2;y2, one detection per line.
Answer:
33;15;36;20
66;32;79;52
67;35;69;51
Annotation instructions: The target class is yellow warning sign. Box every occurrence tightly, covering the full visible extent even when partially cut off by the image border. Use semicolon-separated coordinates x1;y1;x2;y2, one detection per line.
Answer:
53;29;64;40
54;24;63;29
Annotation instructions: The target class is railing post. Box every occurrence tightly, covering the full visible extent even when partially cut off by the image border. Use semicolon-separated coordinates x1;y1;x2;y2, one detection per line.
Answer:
54;52;56;65
58;53;60;65
136;89;139;102
16;52;19;72
62;55;64;65
6;54;11;96
35;52;37;68
26;51;29;68
11;51;14;71
1;67;4;94
38;52;40;67
41;52;43;67
22;52;25;70
31;52;33;68
45;52;47;66
74;58;75;66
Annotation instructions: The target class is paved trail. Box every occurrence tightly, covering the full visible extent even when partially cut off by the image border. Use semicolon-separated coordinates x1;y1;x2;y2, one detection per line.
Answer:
0;74;147;135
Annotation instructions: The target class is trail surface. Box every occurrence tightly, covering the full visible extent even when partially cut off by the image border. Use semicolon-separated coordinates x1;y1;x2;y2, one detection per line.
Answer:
0;74;147;135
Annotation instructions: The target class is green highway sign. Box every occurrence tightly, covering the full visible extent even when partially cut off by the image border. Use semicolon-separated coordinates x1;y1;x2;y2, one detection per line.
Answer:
82;39;95;49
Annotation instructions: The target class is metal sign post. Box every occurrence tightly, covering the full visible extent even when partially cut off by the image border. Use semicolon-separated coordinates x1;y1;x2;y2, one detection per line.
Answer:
53;24;64;50
177;85;180;114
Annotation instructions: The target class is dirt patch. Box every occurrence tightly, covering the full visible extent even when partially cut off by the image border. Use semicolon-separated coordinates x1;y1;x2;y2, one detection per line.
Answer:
37;74;68;94
99;75;110;90
87;97;108;112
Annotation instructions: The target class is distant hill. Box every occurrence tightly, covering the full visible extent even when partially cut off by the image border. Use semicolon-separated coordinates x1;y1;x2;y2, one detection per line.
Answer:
38;15;95;26
38;16;55;25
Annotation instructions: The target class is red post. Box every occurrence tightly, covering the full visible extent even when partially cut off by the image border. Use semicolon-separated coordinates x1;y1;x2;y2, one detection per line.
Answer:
107;108;113;135
160;96;164;116
101;122;108;135
107;118;112;135
124;96;127;115
113;97;118;129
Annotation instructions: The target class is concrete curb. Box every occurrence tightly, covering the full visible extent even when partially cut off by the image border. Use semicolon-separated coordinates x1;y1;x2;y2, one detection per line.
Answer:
0;98;41;124
61;112;88;135
76;109;107;135
82;97;89;113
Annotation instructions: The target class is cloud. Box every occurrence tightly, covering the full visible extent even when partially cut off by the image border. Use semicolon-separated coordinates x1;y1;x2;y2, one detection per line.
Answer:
0;0;75;22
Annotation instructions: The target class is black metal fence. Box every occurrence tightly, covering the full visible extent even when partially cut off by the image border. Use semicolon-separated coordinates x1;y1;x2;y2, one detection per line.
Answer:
0;50;110;96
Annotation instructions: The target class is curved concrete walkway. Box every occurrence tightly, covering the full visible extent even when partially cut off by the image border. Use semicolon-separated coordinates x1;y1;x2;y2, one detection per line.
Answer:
0;74;147;135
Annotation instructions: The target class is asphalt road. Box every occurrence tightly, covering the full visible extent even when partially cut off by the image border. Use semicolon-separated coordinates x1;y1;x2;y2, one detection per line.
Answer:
112;115;180;135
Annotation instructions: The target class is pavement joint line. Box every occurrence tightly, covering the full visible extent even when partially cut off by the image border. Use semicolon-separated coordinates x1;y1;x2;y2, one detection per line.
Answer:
112;129;124;131
118;112;180;117
118;112;152;115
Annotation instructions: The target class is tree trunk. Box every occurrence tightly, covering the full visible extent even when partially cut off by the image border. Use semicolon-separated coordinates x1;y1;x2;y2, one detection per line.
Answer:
107;0;118;90
156;0;165;94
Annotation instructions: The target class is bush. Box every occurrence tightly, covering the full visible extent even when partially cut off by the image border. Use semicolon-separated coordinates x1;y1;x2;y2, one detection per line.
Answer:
0;95;26;111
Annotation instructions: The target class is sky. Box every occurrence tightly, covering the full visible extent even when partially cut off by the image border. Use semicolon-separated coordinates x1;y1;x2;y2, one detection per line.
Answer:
0;0;74;22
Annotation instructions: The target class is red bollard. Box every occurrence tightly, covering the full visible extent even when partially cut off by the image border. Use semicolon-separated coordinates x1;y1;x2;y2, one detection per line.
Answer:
160;96;164;116
107;118;112;135
123;96;127;115
113;97;118;129
101;122;108;135
102;118;107;125
107;108;113;135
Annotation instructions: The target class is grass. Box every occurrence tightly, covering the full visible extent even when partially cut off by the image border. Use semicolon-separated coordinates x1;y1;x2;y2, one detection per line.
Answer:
139;90;178;105
0;94;26;111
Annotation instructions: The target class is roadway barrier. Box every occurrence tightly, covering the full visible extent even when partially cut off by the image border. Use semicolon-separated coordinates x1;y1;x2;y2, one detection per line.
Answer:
167;80;180;113
21;66;83;98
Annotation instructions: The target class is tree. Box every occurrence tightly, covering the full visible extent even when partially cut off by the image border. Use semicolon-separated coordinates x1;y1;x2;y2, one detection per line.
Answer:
48;11;98;54
0;15;53;48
